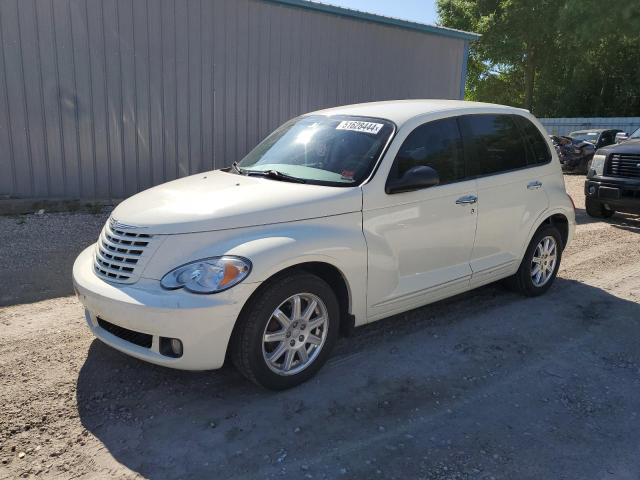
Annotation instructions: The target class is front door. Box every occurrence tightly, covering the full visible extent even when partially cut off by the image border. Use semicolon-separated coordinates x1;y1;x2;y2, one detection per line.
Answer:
362;117;478;322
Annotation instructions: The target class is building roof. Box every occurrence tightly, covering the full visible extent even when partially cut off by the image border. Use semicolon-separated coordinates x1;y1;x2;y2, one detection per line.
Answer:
310;99;527;127
265;0;481;42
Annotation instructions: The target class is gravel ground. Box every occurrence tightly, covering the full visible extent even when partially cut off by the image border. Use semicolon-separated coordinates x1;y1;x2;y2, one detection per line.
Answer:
2;175;640;480
0;208;112;306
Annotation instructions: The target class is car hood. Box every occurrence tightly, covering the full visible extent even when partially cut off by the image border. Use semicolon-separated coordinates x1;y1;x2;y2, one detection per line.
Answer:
598;139;640;155
109;170;362;234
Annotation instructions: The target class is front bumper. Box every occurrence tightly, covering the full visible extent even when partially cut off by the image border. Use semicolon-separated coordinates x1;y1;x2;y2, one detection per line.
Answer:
72;246;260;370
585;177;640;213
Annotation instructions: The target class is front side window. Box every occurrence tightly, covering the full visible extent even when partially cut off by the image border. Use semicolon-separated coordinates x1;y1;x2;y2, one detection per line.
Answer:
630;127;640;139
237;115;394;186
599;131;614;146
460;114;527;176
388;118;465;185
513;116;552;165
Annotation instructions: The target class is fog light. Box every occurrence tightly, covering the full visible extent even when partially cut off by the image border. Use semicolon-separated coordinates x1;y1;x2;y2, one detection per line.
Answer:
588;185;596;195
160;337;183;358
171;339;183;355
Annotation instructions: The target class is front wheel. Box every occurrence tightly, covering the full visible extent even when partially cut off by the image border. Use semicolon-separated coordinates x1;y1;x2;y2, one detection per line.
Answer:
585;197;615;218
506;225;563;297
231;272;339;390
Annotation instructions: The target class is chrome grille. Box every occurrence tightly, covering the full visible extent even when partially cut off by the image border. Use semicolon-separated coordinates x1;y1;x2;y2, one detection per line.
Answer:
606;154;640;178
93;218;154;283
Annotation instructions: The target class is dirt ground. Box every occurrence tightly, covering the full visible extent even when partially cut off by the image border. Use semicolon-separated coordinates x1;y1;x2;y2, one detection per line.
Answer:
2;175;640;480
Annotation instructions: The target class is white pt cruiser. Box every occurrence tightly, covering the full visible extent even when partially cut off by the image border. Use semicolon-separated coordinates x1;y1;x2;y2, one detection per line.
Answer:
73;100;575;389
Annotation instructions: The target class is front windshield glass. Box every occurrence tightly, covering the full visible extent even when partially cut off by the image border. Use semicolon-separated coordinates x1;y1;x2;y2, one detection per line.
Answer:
570;131;599;143
237;115;395;186
630;127;640;139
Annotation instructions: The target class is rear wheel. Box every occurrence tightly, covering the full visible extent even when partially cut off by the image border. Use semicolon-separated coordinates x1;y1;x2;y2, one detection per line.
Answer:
506;225;562;297
585;197;615;218
231;272;339;390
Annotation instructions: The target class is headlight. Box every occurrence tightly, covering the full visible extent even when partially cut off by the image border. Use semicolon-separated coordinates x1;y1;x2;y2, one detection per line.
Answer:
160;256;251;294
590;154;606;175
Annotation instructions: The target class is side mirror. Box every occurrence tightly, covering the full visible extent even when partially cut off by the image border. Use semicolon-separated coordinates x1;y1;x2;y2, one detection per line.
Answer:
615;132;629;143
385;165;440;194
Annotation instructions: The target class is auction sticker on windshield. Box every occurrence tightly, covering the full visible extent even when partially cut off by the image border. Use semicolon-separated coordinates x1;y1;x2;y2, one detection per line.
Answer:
336;120;384;135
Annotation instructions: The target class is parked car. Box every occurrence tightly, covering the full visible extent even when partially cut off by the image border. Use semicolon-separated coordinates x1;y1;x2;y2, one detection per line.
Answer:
584;132;640;218
550;135;596;174
569;128;622;149
73;100;575;390
614;126;640;144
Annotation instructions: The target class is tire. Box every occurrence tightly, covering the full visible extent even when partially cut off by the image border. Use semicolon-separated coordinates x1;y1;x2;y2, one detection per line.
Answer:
506;225;563;297
585;197;615;218
231;271;340;390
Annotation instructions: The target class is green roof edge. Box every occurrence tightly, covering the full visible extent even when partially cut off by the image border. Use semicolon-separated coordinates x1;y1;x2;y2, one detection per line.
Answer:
264;0;481;41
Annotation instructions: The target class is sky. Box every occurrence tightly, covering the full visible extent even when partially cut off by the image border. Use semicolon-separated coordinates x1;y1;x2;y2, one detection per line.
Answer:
312;0;439;26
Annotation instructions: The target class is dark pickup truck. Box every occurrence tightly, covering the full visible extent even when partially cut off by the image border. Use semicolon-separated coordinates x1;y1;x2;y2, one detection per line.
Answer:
585;133;640;218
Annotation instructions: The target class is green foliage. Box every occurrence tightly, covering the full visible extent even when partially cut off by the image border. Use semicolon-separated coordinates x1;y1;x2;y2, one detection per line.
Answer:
438;0;640;117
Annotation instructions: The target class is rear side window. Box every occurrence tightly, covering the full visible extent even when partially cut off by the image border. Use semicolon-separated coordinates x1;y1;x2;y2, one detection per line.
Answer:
513;116;552;165
389;118;465;185
460;114;527;176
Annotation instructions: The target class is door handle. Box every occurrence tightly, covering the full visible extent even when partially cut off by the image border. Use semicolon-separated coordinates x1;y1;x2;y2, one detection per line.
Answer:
527;181;543;190
455;194;478;205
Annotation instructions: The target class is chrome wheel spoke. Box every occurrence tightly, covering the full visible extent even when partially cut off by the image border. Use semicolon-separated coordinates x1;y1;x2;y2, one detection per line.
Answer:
273;308;291;328
269;343;287;363
302;299;318;322
264;331;286;343
283;349;295;371
292;295;302;321
307;315;326;331
307;334;322;346
298;346;308;363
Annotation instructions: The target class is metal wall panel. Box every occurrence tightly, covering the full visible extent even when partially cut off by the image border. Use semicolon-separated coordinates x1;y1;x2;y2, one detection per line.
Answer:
540;117;640;136
0;0;467;199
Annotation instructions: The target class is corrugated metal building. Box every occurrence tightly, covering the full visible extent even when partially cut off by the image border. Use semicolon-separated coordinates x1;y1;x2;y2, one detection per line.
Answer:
0;0;478;200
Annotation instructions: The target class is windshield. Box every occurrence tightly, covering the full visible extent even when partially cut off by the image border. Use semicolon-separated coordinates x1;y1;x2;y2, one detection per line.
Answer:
569;131;599;143
237;115;395;186
630;127;640;139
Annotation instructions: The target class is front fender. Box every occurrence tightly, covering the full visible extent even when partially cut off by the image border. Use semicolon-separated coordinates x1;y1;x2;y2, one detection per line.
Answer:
141;213;368;324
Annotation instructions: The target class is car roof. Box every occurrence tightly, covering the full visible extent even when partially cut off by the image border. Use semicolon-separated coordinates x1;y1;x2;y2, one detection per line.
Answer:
307;99;530;128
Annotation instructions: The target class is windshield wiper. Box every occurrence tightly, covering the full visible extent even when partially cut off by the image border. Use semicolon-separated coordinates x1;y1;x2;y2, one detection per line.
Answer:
243;169;307;183
230;161;246;175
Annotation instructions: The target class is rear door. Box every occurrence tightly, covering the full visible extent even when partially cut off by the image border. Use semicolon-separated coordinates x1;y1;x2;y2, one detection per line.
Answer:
459;114;551;287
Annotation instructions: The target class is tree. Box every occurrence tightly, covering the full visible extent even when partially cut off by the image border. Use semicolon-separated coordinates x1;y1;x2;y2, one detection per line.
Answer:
437;0;640;117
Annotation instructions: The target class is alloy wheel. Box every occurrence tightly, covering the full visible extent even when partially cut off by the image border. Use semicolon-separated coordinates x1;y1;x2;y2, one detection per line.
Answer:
531;235;558;287
261;293;329;376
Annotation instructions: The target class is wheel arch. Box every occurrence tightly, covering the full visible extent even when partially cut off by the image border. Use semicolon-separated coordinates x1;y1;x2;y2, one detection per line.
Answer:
540;213;569;249
524;209;571;255
228;261;355;362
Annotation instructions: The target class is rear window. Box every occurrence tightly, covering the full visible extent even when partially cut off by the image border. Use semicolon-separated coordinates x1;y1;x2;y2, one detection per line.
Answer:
460;114;527;176
514;116;552;165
